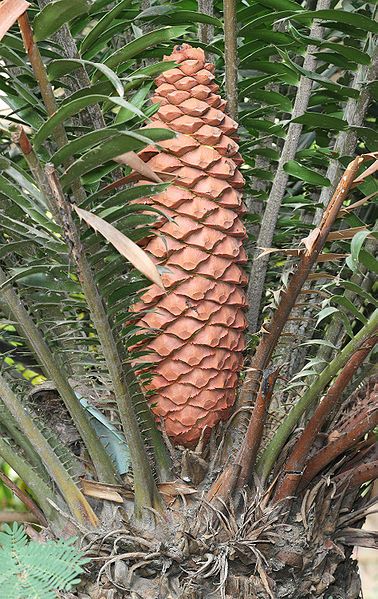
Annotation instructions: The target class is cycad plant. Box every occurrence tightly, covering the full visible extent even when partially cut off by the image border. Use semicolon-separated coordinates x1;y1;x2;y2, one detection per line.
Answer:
0;1;377;598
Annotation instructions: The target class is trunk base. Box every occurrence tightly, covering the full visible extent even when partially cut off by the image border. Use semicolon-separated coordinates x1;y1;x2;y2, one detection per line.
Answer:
76;556;361;599
72;517;363;599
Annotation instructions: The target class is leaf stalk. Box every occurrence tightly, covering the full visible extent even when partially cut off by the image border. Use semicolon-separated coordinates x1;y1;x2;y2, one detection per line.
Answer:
258;309;378;483
0;376;98;527
0;266;118;485
273;334;377;501
44;164;164;521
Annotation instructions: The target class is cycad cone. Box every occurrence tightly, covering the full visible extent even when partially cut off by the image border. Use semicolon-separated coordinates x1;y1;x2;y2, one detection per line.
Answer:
132;44;247;447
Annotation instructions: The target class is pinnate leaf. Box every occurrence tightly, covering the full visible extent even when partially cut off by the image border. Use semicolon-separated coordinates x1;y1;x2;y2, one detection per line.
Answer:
284;160;331;187
33;0;91;41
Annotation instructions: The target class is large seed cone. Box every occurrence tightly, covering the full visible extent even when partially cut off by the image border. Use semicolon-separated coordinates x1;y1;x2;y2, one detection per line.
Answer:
131;44;247;447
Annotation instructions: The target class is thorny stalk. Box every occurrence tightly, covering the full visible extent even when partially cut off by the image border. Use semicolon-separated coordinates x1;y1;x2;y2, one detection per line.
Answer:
274;335;377;501
0;265;119;485
0;374;98;527
298;401;378;491
0;436;59;523
336;461;378;490
18;8;85;203
210;153;377;500
44;165;164;521
260;309;378;484
17;12;67;147
11;126;59;220
0;400;46;479
17;7;172;486
235;366;281;490
16;4;171;513
0;470;48;527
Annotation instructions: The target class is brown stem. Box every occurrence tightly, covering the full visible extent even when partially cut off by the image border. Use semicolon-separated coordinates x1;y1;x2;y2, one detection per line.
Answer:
11;126;60;220
214;153;376;499
298;408;378;491
243;155;370;398
235;366;281;490
18;10;86;203
274;335;377;501
206;463;241;505
238;155;370;406
0;511;40;524
336;460;378;490
336;434;377;476
0;470;48;527
18;12;67;147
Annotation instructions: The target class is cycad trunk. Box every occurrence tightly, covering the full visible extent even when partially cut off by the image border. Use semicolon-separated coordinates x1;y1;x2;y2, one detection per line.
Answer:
79;482;366;599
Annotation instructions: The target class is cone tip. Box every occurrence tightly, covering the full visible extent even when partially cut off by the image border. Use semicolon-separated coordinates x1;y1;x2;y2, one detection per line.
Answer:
165;43;205;64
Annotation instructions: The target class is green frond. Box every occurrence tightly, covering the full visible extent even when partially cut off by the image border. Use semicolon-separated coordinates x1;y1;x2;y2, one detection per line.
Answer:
0;523;89;599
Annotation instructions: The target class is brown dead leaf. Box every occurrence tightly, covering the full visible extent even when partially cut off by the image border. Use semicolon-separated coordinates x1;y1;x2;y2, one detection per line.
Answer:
114;151;163;184
159;480;197;497
316;253;349;262
326;226;369;242
0;0;29;41
298;288;329;296
256;247;299;258
353;159;378;184
74;206;164;289
338;191;378;216
256;557;275;599
158;480;197;506
328;430;343;443
335;528;378;549
81;478;197;507
307;272;335;281
81;479;124;503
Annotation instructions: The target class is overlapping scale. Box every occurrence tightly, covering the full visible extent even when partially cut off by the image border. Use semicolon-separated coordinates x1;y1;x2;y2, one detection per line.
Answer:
130;44;247;447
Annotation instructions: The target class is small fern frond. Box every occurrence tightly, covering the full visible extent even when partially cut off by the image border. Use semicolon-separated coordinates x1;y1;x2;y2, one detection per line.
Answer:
0;523;89;599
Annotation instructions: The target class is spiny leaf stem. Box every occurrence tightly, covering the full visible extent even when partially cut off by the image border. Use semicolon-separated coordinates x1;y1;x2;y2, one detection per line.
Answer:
0;265;119;486
45;164;164;522
0;375;98;527
258;309;378;483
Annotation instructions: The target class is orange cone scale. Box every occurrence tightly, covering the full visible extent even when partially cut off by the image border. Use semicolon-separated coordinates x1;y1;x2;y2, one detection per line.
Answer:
131;44;247;447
